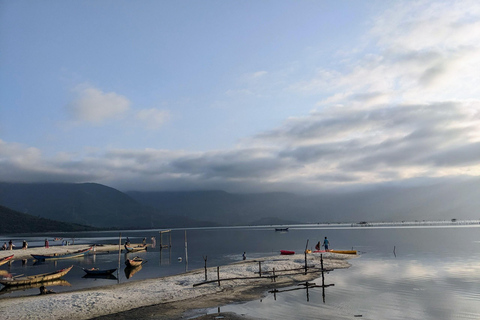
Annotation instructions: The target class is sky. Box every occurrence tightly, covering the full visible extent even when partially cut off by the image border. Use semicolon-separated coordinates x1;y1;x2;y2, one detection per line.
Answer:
1;0;480;194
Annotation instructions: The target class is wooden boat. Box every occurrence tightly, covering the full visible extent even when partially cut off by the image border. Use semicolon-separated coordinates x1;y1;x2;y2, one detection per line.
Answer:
280;250;295;255
329;249;357;255
275;227;289;232
82;267;117;275
124;244;147;252
0;265;73;287
31;247;92;260
0;254;14;266
125;256;143;267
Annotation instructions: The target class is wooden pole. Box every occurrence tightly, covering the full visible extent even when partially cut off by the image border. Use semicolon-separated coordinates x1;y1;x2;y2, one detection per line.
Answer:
117;232;122;281
184;230;188;272
203;255;208;281
217;266;220;286
258;261;262;277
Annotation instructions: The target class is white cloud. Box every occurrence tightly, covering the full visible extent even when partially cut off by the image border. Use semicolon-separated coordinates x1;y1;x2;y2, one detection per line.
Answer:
136;108;170;130
67;84;131;124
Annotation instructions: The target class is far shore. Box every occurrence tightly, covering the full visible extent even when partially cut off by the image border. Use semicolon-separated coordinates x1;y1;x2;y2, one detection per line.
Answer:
0;246;354;320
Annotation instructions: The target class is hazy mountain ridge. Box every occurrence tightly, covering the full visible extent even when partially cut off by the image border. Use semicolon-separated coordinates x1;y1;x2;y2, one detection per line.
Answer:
0;205;97;234
0;178;479;232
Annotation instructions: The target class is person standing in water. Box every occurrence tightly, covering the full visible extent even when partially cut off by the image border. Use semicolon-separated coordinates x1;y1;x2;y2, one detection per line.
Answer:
242;252;246;260
323;236;330;250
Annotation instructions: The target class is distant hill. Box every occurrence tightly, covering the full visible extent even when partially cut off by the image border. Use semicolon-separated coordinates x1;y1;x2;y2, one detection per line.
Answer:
1;177;479;231
0;205;97;234
126;190;305;225
0;182;216;229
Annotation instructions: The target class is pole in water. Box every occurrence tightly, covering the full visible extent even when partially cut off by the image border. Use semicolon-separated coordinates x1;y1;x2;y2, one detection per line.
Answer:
184;230;188;272
117;232;122;282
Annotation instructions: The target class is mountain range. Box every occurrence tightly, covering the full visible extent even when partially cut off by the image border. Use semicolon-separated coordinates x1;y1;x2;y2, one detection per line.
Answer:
0;178;479;232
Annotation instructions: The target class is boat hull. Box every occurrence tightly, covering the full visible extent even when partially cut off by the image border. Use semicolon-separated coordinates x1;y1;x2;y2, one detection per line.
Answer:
0;254;14;266
31;247;93;260
0;265;73;287
280;250;295;255
124;245;147;253
125;258;143;267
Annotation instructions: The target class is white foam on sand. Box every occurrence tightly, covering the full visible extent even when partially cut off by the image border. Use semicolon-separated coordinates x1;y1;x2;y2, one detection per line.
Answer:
0;250;352;320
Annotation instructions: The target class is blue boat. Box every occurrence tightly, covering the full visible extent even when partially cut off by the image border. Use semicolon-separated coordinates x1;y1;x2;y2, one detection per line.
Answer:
31;246;93;260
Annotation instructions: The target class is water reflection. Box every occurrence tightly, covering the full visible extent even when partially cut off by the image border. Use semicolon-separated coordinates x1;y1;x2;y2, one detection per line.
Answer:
217;256;480;320
124;265;142;279
0;279;71;296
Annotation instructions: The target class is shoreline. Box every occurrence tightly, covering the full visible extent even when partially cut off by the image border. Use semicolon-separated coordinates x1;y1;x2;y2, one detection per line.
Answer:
0;247;354;320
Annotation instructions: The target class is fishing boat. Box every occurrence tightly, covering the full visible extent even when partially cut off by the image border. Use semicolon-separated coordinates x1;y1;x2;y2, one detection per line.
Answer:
31;246;93;260
280;250;295;255
82;267;117;275
124;244;147;253
125;256;143;267
0;254;14;266
0;265;73;287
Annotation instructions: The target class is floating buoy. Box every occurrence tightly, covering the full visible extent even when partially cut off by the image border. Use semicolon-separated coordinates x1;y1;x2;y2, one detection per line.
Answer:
178;257;183;262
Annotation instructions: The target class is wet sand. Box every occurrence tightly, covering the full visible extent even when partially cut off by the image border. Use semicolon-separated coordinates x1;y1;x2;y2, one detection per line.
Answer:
0;246;353;320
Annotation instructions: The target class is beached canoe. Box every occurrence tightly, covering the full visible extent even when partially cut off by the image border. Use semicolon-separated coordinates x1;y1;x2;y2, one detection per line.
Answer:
0;265;73;287
0;254;14;266
125;256;143;267
280;250;295;255
31;247;93;260
82;267;117;275
124;244;147;253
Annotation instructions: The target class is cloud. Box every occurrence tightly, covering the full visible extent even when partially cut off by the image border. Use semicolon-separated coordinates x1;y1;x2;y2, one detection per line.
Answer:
3;1;480;194
135;108;170;130
67;84;131;124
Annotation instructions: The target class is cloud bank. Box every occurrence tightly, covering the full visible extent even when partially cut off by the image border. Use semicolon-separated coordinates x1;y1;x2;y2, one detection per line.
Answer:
2;0;480;193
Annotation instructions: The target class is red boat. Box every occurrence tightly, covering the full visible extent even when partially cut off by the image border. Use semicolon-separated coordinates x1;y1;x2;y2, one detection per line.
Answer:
280;250;295;255
0;254;14;266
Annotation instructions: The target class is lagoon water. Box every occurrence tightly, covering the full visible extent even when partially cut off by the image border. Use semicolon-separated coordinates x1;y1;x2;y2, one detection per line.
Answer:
1;225;480;319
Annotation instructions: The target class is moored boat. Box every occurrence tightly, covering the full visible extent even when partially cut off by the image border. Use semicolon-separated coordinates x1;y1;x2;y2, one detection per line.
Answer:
31;247;93;260
275;227;289;232
280;250;295;255
0;254;14;266
125;256;143;267
124;244;147;253
0;265;73;287
82;267;117;275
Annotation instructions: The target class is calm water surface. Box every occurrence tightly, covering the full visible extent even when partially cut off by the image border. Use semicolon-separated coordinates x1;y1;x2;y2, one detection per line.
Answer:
1;225;480;319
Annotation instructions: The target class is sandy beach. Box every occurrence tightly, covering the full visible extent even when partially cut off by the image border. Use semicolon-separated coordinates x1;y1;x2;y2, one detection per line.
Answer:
0;245;353;319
